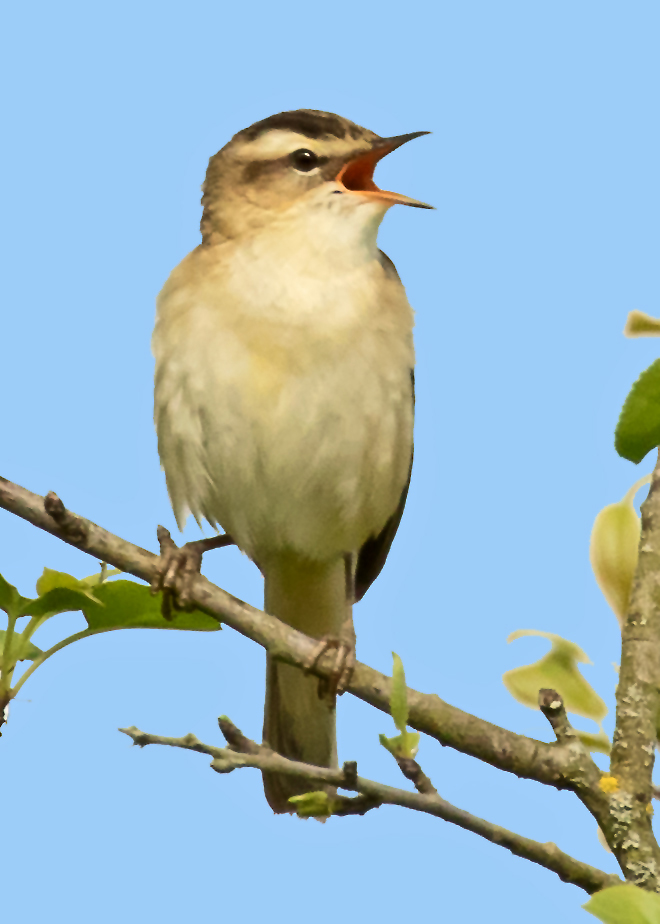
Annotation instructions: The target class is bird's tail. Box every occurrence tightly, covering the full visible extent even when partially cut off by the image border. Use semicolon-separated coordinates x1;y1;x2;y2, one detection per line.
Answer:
262;555;347;814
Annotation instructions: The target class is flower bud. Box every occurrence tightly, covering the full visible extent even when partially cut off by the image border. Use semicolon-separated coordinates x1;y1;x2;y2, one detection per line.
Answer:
589;476;650;626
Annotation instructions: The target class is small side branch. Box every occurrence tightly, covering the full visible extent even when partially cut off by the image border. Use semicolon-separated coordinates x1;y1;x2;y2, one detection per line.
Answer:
395;756;438;796
119;721;620;895
539;688;576;745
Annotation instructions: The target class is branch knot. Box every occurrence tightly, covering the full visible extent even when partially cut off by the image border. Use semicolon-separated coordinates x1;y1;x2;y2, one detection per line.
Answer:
44;492;88;544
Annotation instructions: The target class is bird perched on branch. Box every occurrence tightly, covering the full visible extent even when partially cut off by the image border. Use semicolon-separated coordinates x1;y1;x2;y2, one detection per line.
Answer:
152;109;430;813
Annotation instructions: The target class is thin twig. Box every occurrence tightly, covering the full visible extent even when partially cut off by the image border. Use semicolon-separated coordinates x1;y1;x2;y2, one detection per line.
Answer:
395;757;438;796
218;715;261;754
330;794;382;816
0;475;585;789
118;722;620;895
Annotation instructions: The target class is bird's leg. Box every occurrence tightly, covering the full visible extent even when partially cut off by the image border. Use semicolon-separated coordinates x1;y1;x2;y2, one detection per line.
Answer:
305;554;357;696
151;526;235;618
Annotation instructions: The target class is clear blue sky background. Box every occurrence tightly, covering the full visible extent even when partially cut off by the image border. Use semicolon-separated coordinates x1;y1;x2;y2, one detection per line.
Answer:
2;3;659;922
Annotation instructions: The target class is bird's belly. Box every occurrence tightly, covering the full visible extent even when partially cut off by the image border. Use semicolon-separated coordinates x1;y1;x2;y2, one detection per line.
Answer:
156;321;413;563
235;376;410;560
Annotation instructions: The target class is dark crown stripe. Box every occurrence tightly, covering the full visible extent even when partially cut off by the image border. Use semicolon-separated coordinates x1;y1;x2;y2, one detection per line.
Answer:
238;110;361;142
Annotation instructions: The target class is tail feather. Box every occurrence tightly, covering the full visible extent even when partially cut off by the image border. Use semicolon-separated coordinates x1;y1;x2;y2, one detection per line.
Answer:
262;556;346;814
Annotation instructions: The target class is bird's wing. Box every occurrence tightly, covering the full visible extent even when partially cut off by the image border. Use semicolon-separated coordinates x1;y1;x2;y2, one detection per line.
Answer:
354;370;414;602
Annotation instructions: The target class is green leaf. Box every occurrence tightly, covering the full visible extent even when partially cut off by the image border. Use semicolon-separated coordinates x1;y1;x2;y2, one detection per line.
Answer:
503;630;607;724
590;477;649;627
583;883;660;923
615;359;660;464
379;731;420;760
0;573;33;618
391;652;408;733
288;791;333;818
2;569;103;622
35;568;101;602
19;587;101;619
378;653;419;758
81;580;220;631
0;630;42;663
19;569;104;619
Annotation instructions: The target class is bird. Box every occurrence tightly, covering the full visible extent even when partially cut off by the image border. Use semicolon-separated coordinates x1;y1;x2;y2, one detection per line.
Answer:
152;109;430;814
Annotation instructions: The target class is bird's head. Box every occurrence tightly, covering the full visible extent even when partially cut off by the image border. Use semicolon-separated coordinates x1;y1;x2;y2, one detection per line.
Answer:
200;110;431;244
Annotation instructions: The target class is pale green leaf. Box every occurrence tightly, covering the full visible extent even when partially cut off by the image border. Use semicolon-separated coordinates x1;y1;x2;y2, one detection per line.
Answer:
577;729;611;755
583;883;660;923
401;730;420;758
590;477;650;627
19;587;100;619
379;653;418;757
391;652;408;733
379;731;420;759
624;311;660;338
288;791;332;818
82;580;219;631
0;573;33;618
35;568;101;602
379;733;396;755
503;630;607;724
0;630;42;663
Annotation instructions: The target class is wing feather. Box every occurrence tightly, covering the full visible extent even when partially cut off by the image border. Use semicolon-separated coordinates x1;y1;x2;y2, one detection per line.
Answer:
354;369;414;601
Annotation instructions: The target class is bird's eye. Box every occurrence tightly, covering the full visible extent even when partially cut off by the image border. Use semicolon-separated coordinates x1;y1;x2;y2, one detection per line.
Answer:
290;149;319;173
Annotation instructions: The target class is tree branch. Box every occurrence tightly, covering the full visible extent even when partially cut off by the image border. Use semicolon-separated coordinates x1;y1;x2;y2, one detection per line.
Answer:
118;720;620;894
608;449;660;887
0;475;587;790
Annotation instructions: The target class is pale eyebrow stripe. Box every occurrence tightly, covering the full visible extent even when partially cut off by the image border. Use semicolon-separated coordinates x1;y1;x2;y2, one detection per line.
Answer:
234;131;360;161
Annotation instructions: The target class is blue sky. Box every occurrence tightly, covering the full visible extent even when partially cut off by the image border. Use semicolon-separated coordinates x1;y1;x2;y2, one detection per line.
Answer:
2;2;659;922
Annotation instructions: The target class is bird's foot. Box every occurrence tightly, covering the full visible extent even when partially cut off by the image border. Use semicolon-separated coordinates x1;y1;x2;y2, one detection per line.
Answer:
151;526;234;618
305;619;356;696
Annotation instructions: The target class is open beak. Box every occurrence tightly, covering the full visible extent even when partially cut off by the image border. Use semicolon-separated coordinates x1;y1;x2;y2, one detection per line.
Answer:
336;131;433;209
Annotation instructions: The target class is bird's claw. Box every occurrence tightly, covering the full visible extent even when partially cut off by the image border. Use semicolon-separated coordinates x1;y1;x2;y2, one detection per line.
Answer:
305;635;356;696
151;527;235;618
151;526;203;618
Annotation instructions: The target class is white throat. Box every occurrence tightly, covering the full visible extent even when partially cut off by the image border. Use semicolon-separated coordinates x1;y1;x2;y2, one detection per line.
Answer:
222;188;391;325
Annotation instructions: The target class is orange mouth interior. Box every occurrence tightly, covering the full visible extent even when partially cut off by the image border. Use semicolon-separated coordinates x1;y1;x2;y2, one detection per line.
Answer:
333;139;433;210
335;149;384;195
